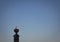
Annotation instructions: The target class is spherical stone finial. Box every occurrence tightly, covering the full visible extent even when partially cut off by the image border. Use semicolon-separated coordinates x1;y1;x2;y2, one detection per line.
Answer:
14;26;19;34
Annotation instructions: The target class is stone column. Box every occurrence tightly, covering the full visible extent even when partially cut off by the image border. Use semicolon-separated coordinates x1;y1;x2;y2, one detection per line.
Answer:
13;27;19;42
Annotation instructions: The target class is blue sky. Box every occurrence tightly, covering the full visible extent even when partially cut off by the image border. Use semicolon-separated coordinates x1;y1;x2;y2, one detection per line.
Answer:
0;0;60;42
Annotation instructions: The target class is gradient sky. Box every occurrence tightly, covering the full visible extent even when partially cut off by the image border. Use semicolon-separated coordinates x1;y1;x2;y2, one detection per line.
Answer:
0;0;60;42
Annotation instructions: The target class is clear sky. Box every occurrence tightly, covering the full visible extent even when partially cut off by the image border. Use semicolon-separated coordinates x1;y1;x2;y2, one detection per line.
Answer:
0;0;60;42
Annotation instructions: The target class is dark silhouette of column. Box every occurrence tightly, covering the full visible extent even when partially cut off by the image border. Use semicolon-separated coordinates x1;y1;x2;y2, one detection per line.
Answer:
13;27;19;42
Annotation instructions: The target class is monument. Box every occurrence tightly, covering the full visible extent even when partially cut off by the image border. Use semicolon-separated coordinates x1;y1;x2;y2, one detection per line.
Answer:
13;27;19;42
